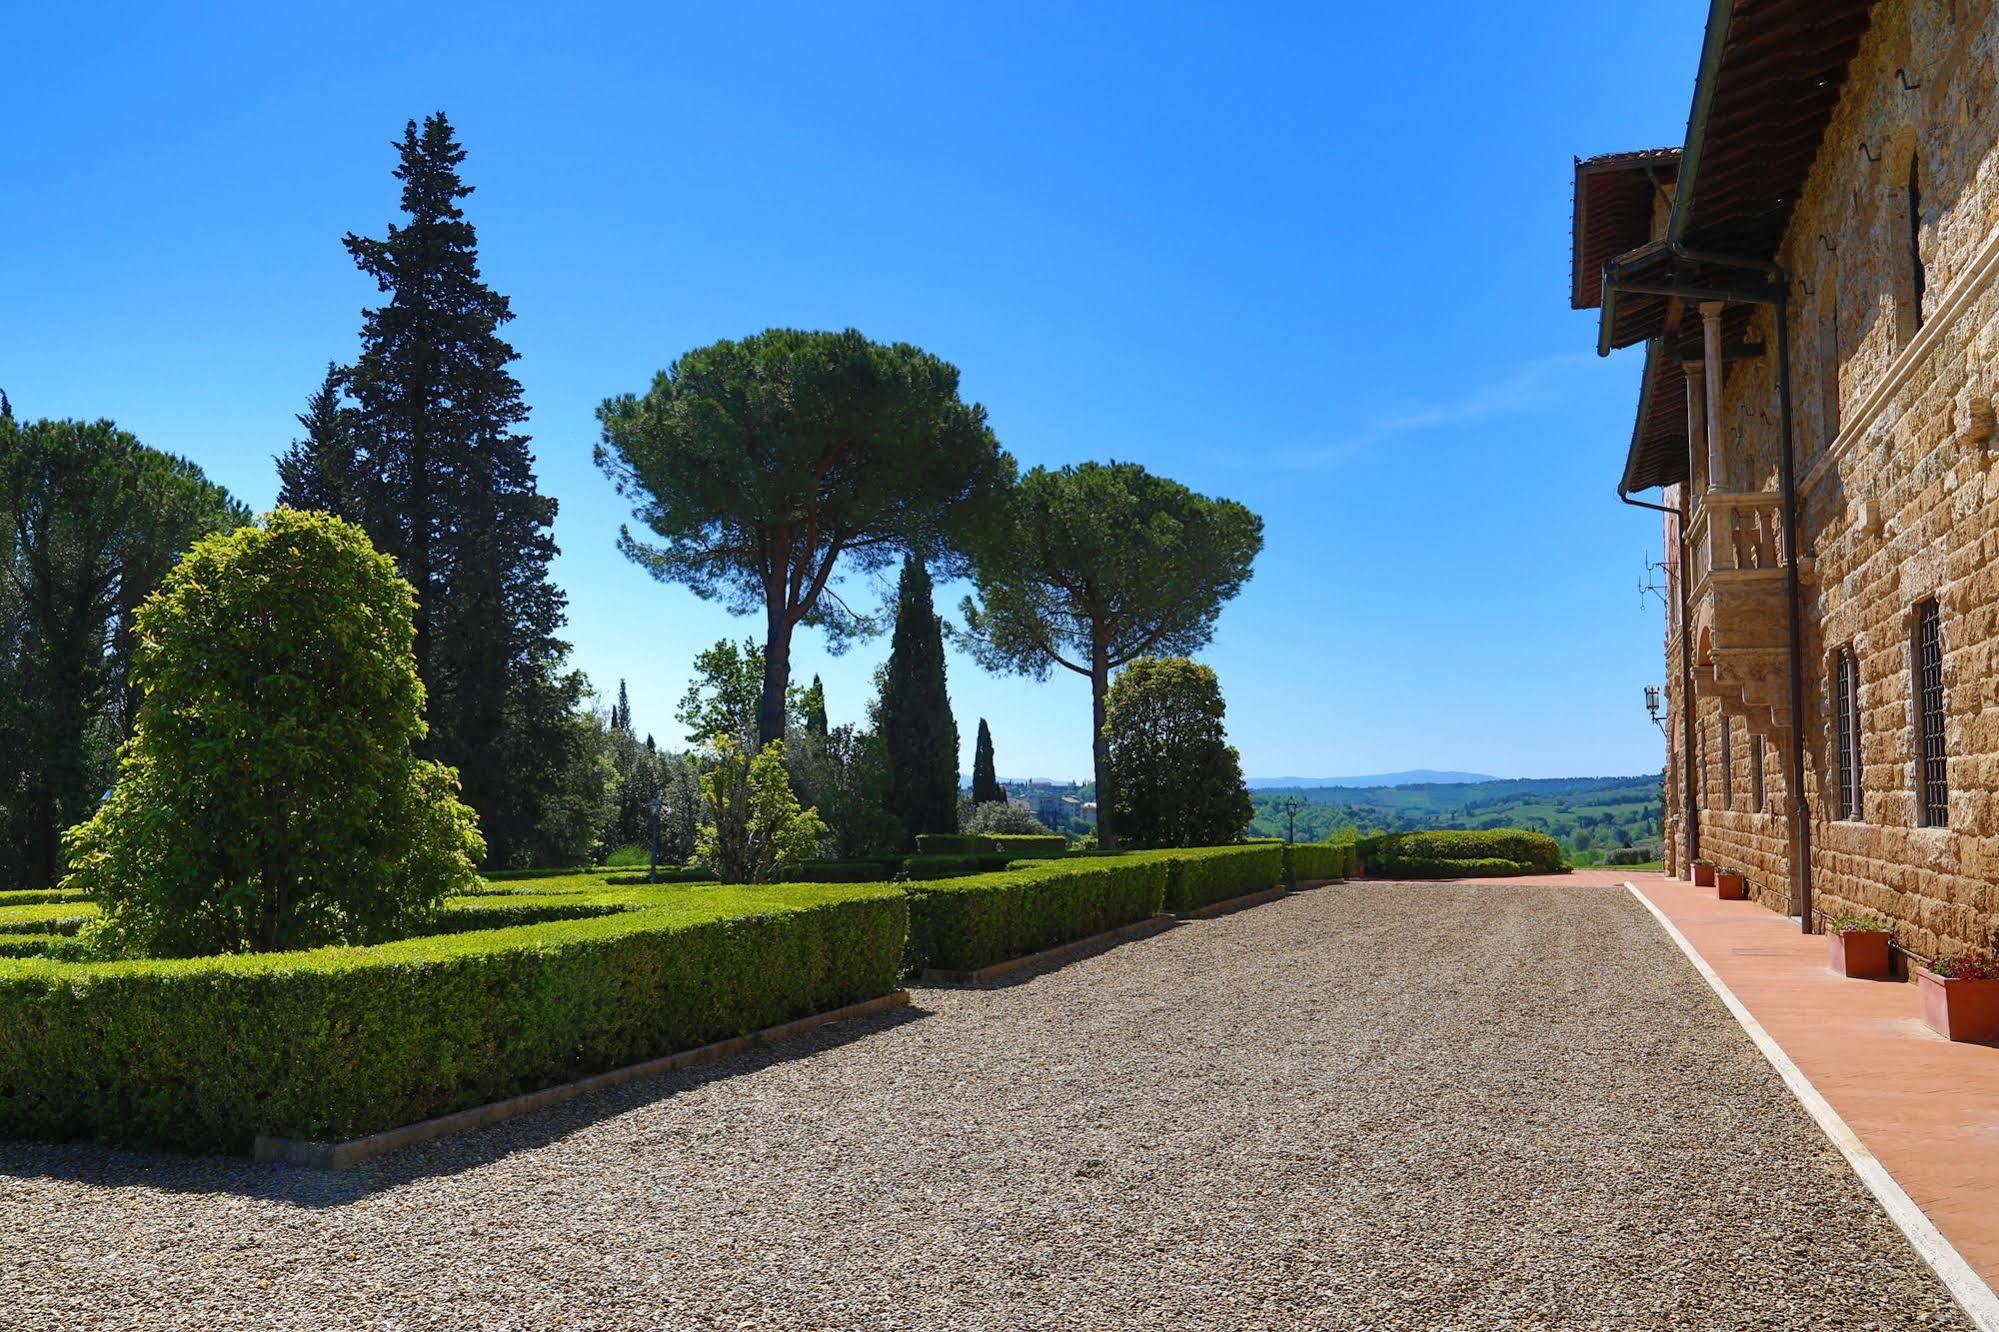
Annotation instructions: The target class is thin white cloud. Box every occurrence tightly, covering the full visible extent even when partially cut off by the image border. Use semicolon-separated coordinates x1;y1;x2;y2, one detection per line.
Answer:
1274;351;1597;469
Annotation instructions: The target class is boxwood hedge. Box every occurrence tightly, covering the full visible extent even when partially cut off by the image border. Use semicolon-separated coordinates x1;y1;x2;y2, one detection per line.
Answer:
903;859;1168;973
1284;842;1356;882
1137;844;1286;913
912;833;1067;859
0;881;906;1152
1356;829;1566;878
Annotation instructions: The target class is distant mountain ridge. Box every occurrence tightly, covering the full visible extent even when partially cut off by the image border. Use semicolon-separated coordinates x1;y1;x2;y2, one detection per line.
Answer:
1246;770;1497;790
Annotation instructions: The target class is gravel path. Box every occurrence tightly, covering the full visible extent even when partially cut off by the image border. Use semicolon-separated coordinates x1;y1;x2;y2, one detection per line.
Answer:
0;883;1971;1330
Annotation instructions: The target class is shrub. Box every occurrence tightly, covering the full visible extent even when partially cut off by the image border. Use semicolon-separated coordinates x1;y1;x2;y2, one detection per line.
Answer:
1357;829;1565;877
1103;657;1251;848
913;832;1066;859
1285;841;1356;882
905;859;1167;973
1930;954;1999;980
603;844;651;868
1133;844;1284;913
1366;854;1535;879
963;801;1051;836
694;735;827;883
64;510;484;957
1825;914;1889;934
0;882;906;1151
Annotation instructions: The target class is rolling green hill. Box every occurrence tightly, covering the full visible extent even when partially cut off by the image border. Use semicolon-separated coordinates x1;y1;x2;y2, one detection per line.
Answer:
1248;774;1664;864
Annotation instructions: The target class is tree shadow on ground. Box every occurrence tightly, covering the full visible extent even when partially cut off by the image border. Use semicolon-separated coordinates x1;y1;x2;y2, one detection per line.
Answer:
0;1000;933;1207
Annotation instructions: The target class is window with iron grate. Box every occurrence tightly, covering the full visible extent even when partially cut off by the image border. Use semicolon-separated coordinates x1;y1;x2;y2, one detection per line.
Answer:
1834;649;1861;821
1915;601;1947;827
1719;714;1733;807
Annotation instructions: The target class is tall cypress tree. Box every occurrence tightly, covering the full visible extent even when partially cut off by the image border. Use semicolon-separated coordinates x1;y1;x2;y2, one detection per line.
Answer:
878;555;959;842
971;718;1002;804
285;112;577;867
801;675;829;739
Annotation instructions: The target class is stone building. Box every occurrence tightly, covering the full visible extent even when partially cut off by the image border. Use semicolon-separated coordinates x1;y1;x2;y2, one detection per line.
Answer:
1573;0;1999;963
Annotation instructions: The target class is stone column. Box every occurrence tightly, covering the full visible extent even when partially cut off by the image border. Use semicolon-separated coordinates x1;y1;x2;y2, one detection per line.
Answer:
1701;302;1727;492
1683;362;1707;500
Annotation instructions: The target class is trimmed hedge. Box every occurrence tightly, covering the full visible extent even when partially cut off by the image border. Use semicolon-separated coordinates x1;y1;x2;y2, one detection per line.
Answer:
912;833;1067;859
0;882;906;1152
1284;842;1356;882
1139;844;1286;913
903;859;1167;973
1356;829;1566;878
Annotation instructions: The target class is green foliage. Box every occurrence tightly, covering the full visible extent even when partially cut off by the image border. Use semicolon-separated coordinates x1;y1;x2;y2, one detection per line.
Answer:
1355;828;1567;879
971;718;1002;804
958;462;1262;850
676;638;767;749
0;415;246;888
281;113;579;872
1284;841;1356;882
604;843;650;867
963;799;1051;837
1249;774;1664;855
0;880;905;1151
1136;843;1283;913
800;675;829;739
878;556;959;843
1826;914;1890;934
596;328;1015;745
1103;657;1252;849
693;735;828;884
786;723;904;859
64;510;485;957
914;833;1066;858
905;859;1168;973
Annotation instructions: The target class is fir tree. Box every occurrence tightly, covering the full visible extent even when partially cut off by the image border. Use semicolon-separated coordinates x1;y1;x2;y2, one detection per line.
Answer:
971;718;1002;804
275;363;360;519
877;555;959;842
291;112;577;867
613;678;633;735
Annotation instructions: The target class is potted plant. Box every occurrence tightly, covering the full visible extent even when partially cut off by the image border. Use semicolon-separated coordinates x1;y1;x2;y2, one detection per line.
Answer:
1825;915;1892;979
1916;954;1999;1043
1691;857;1716;888
1715;867;1747;900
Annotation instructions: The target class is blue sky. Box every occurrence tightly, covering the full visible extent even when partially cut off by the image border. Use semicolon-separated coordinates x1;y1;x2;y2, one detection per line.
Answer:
3;1;1704;781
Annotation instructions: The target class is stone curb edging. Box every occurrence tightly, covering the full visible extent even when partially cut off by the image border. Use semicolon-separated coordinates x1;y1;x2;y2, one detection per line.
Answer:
919;915;1178;987
253;989;914;1171
1177;884;1290;920
1623;881;1999;1332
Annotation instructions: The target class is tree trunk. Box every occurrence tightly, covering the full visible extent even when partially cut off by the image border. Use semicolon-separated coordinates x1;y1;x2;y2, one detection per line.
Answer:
758;606;793;749
1091;643;1117;851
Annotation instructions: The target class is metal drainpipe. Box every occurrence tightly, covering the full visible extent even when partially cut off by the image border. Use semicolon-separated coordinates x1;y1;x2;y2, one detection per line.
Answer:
1618;486;1700;867
1771;302;1815;932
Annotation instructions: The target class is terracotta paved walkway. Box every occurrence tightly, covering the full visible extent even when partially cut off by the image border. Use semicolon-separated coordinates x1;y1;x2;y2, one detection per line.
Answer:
1618;871;1999;1295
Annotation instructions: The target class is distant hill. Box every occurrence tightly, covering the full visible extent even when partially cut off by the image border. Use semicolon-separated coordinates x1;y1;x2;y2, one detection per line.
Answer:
1248;773;1664;865
1246;770;1496;790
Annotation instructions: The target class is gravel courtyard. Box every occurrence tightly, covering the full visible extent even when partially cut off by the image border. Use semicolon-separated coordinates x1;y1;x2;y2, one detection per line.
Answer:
0;883;1970;1331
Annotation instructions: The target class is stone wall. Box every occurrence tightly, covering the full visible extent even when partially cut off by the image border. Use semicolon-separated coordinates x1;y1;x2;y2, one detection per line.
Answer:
1674;0;1999;960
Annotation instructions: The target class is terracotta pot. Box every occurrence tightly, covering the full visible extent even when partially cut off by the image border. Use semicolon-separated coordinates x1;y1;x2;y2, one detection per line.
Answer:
1827;929;1891;979
1692;862;1717;887
1715;870;1747;900
1916;967;1999;1043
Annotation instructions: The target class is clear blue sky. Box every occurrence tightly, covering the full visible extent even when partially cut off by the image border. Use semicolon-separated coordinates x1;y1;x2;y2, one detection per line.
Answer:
4;1;1705;782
